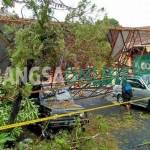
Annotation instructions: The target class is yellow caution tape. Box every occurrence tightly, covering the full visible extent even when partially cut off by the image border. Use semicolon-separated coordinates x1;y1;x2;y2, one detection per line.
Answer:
0;96;150;131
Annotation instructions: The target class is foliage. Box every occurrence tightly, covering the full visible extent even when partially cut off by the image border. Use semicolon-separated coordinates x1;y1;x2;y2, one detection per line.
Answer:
0;101;13;148
16;98;39;122
15;116;119;150
10;26;43;68
10;23;64;69
0;1;65;144
2;0;13;6
0;97;39;148
0;133;15;149
64;0;119;69
0;98;39;125
0;101;12;125
25;0;53;26
11;24;63;68
108;18;120;27
14;113;144;150
0;0;120;147
50;131;71;150
64;16;118;71
96;115;109;134
0;0;65;146
66;0;97;23
2;73;18;100
2;0;119;70
2;24;17;44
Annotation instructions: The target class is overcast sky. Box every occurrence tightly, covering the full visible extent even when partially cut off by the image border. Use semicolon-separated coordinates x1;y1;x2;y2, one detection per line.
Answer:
5;0;150;27
97;0;150;27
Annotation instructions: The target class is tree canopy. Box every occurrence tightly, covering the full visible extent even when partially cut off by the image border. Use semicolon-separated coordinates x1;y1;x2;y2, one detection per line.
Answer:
0;0;119;147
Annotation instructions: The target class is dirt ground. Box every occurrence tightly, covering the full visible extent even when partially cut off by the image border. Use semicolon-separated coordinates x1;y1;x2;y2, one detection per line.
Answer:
75;95;150;150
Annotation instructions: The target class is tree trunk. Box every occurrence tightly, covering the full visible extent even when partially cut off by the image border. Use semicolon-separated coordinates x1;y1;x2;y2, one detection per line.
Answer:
8;59;34;124
8;89;22;124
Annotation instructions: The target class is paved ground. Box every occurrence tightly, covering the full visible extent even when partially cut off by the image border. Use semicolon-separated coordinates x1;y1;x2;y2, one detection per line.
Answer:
75;95;150;150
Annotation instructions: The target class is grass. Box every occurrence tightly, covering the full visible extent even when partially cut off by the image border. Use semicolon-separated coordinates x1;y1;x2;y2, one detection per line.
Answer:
12;111;146;150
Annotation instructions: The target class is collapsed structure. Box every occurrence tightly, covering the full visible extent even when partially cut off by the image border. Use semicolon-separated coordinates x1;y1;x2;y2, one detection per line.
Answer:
108;27;150;71
1;16;150;74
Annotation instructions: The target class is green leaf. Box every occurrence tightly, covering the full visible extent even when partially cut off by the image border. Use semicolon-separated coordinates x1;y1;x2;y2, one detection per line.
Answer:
0;133;15;149
3;0;12;6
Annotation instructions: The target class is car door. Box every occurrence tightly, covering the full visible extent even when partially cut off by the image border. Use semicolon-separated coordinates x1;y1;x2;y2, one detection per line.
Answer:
127;79;143;98
127;78;149;107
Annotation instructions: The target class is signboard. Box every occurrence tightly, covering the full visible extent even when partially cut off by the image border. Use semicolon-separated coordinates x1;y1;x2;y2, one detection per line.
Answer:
133;55;150;75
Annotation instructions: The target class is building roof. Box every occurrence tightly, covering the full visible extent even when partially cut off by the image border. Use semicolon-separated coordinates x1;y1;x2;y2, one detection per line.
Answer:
0;16;35;25
108;27;150;59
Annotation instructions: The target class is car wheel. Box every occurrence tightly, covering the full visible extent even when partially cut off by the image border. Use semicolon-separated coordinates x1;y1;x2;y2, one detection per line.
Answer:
117;94;123;103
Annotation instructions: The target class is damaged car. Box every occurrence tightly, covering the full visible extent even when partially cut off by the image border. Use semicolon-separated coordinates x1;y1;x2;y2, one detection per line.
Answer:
30;86;89;137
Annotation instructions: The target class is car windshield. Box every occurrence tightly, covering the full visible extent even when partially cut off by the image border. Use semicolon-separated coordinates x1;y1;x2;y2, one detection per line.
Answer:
142;75;150;88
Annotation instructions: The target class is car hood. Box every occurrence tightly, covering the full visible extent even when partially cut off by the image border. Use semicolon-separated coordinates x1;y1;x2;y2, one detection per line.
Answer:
42;101;84;114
